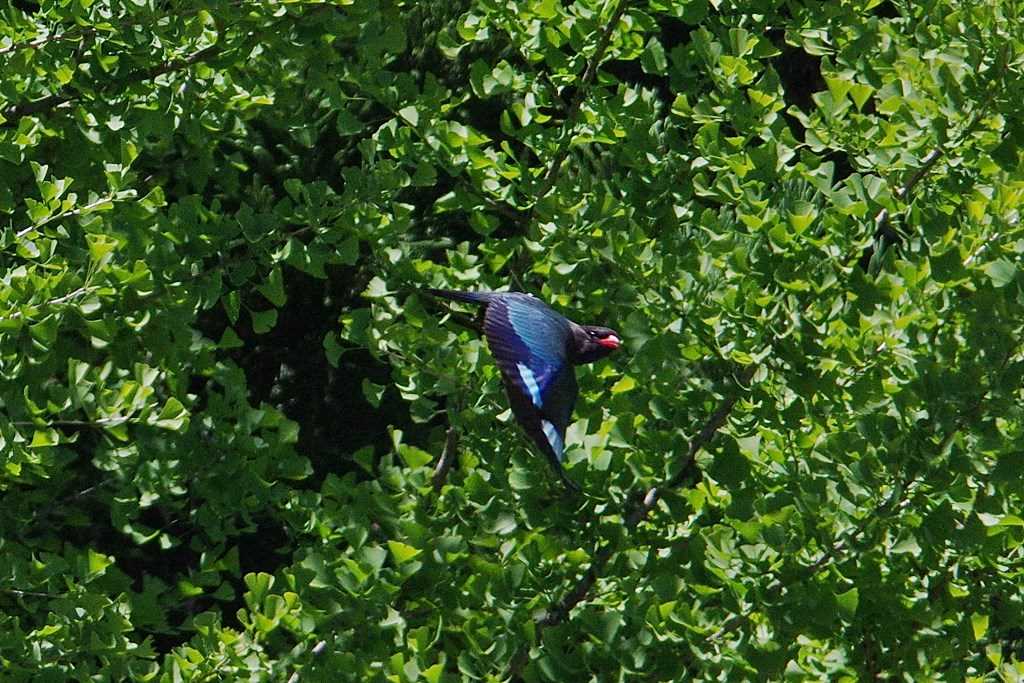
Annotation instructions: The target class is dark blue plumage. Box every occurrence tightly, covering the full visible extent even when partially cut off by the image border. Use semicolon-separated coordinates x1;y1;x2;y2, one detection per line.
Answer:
426;288;621;492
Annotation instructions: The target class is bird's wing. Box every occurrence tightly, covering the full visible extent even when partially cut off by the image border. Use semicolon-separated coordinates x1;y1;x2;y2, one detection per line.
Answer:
482;295;578;464
423;288;497;306
533;366;577;464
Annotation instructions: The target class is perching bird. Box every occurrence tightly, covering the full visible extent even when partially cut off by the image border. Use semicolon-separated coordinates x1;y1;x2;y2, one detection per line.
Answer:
425;288;621;492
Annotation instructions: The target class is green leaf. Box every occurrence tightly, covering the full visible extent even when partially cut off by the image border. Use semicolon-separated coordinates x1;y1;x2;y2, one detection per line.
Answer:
849;83;874;110
337;235;360;265
398;106;419;127
258;267;287;307
398;444;433;469
30;429;59;448
87;549;114;576
223;290;241;324
150;397;189;430
219;327;244;349
978;513;1024;535
244;572;274;605
323;331;343;367
362;379;386;408
387;541;421;565
353;446;375;473
252;308;278;334
971;612;989;640
336;109;363;135
535;0;557;19
364;277;389;299
983;258;1016;288
25;198;51;224
422;663;444;683
642;37;667;75
835;587;859;618
610;376;636;394
30;315;59;345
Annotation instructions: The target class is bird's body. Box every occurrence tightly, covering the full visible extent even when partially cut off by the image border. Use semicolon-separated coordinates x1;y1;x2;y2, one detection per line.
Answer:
425;288;621;492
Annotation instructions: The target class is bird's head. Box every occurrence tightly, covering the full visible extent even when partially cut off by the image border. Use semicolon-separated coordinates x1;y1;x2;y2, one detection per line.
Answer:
572;325;622;363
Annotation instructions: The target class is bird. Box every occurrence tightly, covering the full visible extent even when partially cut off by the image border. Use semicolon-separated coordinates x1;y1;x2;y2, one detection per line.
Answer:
425;288;621;492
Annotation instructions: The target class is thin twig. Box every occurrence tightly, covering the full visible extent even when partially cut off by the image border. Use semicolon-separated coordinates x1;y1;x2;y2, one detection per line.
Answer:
0;27;96;58
4;285;100;322
16;193;119;238
0;587;58;598
10;416;133;428
895;149;943;201
511;0;630;287
432;427;460;491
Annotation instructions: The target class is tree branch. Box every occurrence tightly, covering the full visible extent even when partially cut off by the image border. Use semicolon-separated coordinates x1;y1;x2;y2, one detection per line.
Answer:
507;364;756;677
2;44;222;124
16;192;121;238
532;0;630;204
510;0;630;286
4;285;100;322
432;426;460;491
10;417;132;428
873;91;996;235
707;341;1018;644
0;27;93;58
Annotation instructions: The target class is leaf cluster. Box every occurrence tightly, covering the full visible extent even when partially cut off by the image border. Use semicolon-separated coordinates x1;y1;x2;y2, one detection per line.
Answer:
1;0;1024;680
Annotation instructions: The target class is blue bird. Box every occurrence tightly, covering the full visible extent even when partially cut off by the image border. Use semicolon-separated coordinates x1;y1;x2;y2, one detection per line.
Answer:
426;288;621;492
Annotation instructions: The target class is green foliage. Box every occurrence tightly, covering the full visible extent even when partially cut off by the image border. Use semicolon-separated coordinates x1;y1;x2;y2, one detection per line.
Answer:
1;0;1024;680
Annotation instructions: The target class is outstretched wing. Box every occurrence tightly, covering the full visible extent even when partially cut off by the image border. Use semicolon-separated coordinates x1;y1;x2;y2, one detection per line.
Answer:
482;295;579;480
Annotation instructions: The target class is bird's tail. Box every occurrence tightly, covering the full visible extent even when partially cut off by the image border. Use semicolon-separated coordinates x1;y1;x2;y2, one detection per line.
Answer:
423;288;496;305
551;459;582;495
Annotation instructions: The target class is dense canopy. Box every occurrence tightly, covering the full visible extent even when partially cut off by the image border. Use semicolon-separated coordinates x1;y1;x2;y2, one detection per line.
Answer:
1;0;1023;680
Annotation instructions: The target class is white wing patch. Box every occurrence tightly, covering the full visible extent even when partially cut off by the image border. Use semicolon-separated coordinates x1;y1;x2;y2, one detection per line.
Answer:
541;419;564;461
517;363;564;460
516;363;543;407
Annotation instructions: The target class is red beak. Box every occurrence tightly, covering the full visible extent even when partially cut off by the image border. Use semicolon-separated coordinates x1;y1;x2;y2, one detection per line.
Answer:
597;335;621;349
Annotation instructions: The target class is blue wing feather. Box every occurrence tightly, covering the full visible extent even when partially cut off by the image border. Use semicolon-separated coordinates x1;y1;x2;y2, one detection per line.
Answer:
482;295;578;465
484;295;570;406
504;299;568;367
